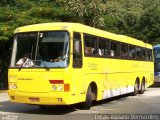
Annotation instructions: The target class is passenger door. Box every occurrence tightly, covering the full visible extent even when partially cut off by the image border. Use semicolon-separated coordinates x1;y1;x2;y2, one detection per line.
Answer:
72;32;84;102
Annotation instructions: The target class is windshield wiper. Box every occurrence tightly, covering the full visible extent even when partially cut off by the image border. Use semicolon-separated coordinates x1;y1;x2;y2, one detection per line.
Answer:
18;59;27;71
18;58;34;71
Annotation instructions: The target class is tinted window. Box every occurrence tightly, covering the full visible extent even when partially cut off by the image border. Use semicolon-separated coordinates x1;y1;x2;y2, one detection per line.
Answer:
121;43;128;58
73;32;82;68
111;41;120;57
136;47;145;60
99;38;110;57
84;34;97;56
129;45;136;59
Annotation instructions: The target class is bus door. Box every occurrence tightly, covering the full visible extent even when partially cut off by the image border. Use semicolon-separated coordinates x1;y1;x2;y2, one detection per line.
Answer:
72;32;84;101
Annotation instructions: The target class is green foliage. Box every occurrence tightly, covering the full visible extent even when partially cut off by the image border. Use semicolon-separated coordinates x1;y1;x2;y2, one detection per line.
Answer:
104;0;160;44
0;0;67;42
0;0;159;43
0;0;15;6
64;0;106;28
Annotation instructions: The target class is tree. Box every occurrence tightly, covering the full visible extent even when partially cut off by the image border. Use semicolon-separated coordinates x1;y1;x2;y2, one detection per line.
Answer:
64;0;106;28
137;1;160;44
104;0;160;44
104;0;145;33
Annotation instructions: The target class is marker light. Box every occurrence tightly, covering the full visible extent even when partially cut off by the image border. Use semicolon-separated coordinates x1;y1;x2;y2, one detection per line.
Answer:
49;80;64;84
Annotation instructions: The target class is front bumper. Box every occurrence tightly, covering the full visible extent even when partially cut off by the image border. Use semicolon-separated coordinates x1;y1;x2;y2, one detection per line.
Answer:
8;90;71;105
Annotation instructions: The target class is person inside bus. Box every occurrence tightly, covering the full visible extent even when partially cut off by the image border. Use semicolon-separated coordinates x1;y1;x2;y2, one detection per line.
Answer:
84;47;87;54
16;53;34;67
99;49;103;56
111;50;114;57
50;50;64;62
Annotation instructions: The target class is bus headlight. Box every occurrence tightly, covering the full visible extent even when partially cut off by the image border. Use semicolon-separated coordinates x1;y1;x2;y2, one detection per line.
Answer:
52;85;64;91
57;85;63;91
52;85;57;90
9;83;17;89
13;84;17;89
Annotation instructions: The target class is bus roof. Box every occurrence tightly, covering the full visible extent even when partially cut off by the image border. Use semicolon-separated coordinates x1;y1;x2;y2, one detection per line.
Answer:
145;43;153;49
15;22;152;48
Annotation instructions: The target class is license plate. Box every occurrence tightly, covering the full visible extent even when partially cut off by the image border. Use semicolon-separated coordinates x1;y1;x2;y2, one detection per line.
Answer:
29;97;39;102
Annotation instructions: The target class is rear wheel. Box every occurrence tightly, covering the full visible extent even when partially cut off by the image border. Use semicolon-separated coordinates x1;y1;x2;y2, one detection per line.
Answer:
139;80;145;94
82;86;92;109
131;80;139;96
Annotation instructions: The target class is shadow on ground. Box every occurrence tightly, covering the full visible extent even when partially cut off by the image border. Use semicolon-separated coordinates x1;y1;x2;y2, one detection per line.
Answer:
0;100;77;115
1;85;158;115
150;82;160;87
0;93;132;115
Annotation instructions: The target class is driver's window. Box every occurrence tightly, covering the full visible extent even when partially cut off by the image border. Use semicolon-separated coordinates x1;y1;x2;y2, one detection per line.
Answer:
73;32;82;68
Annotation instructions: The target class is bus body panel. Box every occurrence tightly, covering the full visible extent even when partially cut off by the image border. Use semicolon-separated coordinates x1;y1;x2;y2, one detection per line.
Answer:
8;67;88;105
9;69;65;93
83;57;154;100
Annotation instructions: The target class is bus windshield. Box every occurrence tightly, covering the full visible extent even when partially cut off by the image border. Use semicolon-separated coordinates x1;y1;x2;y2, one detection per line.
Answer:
10;31;69;68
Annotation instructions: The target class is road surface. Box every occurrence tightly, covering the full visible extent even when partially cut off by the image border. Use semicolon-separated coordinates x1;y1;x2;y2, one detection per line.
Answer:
0;86;160;120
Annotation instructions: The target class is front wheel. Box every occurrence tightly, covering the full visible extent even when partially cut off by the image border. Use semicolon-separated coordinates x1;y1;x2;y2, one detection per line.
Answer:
82;86;92;109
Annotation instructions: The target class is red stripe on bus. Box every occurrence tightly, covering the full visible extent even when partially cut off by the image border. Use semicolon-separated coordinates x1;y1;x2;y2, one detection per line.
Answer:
49;80;64;84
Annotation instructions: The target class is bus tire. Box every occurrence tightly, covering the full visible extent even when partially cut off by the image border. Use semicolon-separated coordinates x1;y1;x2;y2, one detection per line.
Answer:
139;80;145;94
131;80;139;96
82;86;92;109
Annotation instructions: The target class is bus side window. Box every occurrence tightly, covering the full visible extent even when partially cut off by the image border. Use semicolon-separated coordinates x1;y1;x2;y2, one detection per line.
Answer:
90;36;98;55
99;38;105;56
129;45;136;59
148;49;153;61
142;48;146;60
84;35;91;55
136;47;144;60
98;38;110;57
73;32;83;68
121;43;128;59
111;41;120;58
84;34;97;56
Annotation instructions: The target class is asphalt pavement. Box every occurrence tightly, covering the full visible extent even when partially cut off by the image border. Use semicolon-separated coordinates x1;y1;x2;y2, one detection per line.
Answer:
0;86;160;120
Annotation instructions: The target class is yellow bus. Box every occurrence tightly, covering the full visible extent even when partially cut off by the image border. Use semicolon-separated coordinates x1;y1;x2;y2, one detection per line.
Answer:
8;22;154;109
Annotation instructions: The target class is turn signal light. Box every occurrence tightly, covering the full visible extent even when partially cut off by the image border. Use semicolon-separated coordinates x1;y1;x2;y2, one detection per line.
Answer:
64;84;70;92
